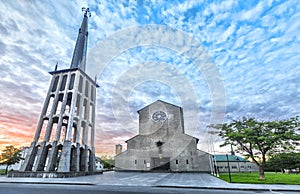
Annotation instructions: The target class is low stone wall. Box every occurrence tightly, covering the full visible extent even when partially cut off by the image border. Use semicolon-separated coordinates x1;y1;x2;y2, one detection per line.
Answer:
7;171;102;178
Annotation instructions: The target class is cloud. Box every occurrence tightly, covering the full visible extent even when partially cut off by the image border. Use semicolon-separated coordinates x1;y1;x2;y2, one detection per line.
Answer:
238;1;264;22
0;0;299;155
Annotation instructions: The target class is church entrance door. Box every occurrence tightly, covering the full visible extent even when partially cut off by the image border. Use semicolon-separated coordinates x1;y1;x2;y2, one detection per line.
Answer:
151;157;170;171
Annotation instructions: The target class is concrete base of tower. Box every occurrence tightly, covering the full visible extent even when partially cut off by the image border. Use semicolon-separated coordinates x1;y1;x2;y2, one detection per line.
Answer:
7;170;102;178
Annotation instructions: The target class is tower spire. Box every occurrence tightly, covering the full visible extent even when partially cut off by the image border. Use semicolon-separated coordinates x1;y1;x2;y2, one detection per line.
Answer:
70;7;91;72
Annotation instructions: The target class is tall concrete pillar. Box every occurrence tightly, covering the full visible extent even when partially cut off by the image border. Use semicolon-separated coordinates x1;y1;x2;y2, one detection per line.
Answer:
19;8;98;175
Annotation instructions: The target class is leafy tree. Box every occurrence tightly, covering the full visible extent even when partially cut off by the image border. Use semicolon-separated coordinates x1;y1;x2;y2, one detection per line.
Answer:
209;117;300;180
101;159;115;169
100;155;115;169
0;145;24;174
265;153;300;172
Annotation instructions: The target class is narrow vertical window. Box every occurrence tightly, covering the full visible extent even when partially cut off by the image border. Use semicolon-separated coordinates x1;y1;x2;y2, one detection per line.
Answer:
176;160;178;164
69;74;75;90
89;103;93;122
60;75;67;91
39;119;48;142
76;94;81;116
78;76;83;93
87;126;92;146
83;99;88;119
135;160;137;164
90;85;94;101
46;95;55;115
52;76;59;92
85;80;89;97
186;159;189;164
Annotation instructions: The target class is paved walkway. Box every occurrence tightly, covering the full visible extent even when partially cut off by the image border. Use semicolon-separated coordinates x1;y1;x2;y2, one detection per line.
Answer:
1;171;300;192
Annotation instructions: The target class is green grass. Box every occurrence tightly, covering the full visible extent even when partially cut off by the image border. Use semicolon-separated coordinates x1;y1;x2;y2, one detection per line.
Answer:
218;172;300;185
0;169;5;175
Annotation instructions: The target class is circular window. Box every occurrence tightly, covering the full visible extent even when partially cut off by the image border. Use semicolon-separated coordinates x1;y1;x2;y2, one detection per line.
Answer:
152;111;167;122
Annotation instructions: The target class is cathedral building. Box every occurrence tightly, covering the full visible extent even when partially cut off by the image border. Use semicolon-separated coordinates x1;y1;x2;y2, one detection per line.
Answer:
115;100;211;172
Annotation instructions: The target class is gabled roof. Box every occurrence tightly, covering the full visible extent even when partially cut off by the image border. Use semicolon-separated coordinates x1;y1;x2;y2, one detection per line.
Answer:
125;135;138;143
125;133;199;144
182;133;199;142
137;100;181;113
214;155;249;162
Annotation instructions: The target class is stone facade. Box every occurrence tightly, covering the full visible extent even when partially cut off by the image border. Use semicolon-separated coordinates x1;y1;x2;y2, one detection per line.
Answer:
115;100;210;172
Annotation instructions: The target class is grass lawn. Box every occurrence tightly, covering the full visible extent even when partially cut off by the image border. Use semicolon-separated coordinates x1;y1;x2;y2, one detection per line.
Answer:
218;172;300;185
0;169;5;175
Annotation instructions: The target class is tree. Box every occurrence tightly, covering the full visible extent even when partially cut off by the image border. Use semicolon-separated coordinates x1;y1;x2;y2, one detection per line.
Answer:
265;152;300;172
209;117;300;180
0;145;24;174
100;156;115;169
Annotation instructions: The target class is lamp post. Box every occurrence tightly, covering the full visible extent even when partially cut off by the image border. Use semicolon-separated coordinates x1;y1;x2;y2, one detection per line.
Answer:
226;154;232;183
208;130;219;177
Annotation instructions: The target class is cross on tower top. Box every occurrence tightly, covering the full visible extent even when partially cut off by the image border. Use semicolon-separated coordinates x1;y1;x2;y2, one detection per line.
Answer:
82;7;91;17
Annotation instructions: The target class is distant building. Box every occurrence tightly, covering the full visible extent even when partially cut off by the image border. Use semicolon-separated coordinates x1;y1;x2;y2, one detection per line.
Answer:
115;100;211;172
115;144;122;155
214;154;259;173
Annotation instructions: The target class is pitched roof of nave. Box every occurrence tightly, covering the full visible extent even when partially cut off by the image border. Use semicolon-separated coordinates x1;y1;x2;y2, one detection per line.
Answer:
125;132;199;144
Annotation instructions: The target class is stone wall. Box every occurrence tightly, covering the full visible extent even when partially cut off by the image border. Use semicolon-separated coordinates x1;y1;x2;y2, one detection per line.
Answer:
115;100;211;172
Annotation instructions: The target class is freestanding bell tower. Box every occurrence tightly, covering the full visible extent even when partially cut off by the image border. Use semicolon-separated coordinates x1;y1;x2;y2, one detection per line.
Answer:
19;8;98;177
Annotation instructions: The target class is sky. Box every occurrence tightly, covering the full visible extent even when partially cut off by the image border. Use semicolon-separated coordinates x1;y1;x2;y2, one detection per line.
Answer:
0;0;299;156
